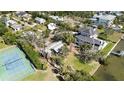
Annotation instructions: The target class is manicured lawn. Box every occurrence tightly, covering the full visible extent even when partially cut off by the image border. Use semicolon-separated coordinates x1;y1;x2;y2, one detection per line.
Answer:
63;53;94;73
23;67;58;81
107;32;122;43
23;26;32;31
100;42;115;56
98;31;122;43
97;29;104;34
94;40;124;80
23;70;47;81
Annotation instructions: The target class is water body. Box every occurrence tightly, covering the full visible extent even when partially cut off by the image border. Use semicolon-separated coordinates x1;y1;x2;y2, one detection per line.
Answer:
94;40;124;81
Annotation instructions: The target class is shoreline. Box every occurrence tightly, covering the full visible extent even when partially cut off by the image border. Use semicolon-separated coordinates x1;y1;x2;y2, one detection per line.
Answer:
90;38;121;76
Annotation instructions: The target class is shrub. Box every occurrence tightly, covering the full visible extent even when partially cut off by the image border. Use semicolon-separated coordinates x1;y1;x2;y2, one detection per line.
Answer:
18;42;44;70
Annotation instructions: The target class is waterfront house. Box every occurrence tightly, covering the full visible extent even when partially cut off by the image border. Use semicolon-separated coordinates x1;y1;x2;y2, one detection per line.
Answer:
91;14;116;27
35;17;46;24
76;26;107;51
78;27;98;38
76;35;106;50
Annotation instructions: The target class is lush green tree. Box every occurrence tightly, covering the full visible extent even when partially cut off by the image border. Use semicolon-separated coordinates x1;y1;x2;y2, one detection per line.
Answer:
2;31;17;45
59;44;69;57
48;11;94;18
51;55;63;66
18;42;44;70
52;32;75;45
98;25;104;29
63;70;94;81
0;22;8;36
43;30;50;38
62;32;75;45
79;44;93;63
23;32;45;49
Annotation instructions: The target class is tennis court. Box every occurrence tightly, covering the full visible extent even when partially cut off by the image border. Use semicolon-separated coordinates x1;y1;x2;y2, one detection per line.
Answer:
0;46;35;81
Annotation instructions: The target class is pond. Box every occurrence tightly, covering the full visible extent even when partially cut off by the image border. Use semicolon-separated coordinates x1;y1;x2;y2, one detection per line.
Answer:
93;40;124;81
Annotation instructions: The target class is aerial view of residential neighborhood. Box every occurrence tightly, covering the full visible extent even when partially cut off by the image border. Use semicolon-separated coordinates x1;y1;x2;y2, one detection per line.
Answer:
0;11;124;81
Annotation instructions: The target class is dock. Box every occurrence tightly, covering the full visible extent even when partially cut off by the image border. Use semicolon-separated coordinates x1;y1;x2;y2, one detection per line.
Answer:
111;51;124;56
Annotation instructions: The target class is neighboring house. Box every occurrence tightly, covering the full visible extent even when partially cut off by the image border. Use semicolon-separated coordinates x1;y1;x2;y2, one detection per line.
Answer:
11;24;22;32
91;14;116;27
1;16;10;23
16;11;31;21
35;17;46;24
78;27;98;38
110;11;123;16
47;23;57;31
22;31;36;37
40;41;64;57
76;35;106;50
112;24;123;31
16;11;27;17
5;20;16;27
49;15;64;21
22;13;32;21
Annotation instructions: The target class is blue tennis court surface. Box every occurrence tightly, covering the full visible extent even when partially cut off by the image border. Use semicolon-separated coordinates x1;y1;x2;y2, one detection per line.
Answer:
0;46;35;80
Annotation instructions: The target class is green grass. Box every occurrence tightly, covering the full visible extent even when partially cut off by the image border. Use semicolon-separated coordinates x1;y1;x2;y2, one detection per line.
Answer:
98;33;107;41
23;71;47;81
98;31;122;43
100;42;115;56
23;26;32;31
0;37;8;49
107;32;122;43
0;43;7;49
63;53;93;73
97;29;104;34
23;67;58;81
35;25;47;31
94;40;124;80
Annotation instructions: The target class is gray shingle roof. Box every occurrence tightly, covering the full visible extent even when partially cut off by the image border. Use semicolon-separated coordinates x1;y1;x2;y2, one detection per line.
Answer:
76;35;102;46
79;27;97;36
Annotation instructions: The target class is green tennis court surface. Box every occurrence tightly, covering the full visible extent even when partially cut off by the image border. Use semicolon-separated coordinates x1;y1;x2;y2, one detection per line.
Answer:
0;46;35;81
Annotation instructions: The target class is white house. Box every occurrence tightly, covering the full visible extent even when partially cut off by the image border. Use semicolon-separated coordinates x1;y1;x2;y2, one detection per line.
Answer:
91;14;116;27
47;23;57;31
11;24;22;32
35;17;46;24
22;31;36;37
40;41;64;57
22;13;32;21
6;20;16;27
